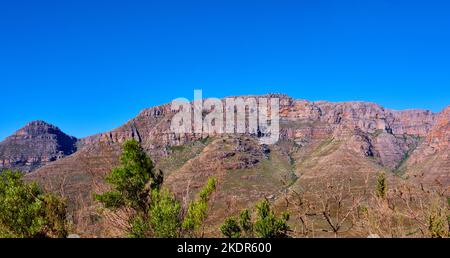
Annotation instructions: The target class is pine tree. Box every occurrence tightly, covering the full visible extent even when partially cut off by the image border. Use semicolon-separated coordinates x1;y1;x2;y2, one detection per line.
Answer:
96;139;216;238
95;139;163;237
254;199;290;238
239;209;253;237
149;189;181;238
220;199;290;238
182;177;216;237
220;217;241;238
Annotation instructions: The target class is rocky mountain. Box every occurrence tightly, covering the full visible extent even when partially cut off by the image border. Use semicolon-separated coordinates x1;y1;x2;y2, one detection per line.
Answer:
1;94;447;236
0;120;77;172
400;106;450;184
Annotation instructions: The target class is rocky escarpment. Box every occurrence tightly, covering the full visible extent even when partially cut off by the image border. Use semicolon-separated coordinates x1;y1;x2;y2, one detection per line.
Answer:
426;106;450;151
21;95;448;237
402;106;450;184
77;96;440;171
279;99;437;169
79;95;436;164
3;96;444;175
0;120;77;172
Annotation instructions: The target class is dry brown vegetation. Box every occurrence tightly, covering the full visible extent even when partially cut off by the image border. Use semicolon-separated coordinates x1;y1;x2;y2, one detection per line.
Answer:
278;174;450;238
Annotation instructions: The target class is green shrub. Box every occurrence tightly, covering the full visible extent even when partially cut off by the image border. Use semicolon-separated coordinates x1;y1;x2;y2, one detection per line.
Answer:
149;189;181;238
376;172;387;199
96;139;216;238
239;209;253;237
220;199;290;238
95;139;164;237
182;177;216;236
95;139;163;214
220;217;241;238
0;170;67;238
254;200;290;238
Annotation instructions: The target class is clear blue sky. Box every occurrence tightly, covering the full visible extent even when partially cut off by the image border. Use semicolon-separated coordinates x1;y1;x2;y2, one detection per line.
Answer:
1;0;449;140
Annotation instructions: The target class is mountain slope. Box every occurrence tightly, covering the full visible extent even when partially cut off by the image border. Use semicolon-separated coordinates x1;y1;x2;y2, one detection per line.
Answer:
401;106;450;185
12;95;449;236
0;94;442;236
0;120;77;172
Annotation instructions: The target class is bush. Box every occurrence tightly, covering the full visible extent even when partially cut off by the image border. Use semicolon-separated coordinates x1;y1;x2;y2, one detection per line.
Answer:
427;198;448;238
376;172;387;199
0;170;67;238
220;217;241;238
220;199;290;238
254;200;290;238
239;209;253;237
95;139;163;213
149;189;181;238
182;177;217;236
96;139;216;238
95;139;163;237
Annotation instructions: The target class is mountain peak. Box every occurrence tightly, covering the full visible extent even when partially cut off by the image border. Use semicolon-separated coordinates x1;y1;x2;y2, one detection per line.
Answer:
0;120;77;172
25;120;55;127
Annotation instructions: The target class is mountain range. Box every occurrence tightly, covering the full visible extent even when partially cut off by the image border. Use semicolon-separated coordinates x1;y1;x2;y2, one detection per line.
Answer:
1;94;448;236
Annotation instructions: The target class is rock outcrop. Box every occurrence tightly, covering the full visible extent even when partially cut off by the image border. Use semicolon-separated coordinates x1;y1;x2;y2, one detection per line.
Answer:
401;106;450;184
0;120;77;172
426;106;450;151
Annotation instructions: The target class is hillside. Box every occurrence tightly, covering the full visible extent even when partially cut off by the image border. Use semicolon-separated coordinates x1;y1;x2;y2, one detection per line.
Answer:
0;120;77;172
0;95;447;236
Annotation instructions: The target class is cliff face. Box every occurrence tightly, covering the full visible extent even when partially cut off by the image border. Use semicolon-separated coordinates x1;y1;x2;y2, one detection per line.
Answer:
78;96;438;168
2;97;445;177
0;120;77;172
26;96;447;188
278;99;436;169
426;106;450;151
401;106;450;184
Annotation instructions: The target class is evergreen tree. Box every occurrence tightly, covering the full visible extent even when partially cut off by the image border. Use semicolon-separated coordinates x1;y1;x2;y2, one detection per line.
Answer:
220;217;241;238
220;199;290;238
95;139;163;212
254;199;290;238
95;139;163;237
239;209;253;237
149;189;181;238
0;170;67;238
96;139;216;238
182;177;216;237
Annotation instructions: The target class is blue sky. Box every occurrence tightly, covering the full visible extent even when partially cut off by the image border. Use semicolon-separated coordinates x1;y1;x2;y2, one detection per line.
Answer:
1;0;449;140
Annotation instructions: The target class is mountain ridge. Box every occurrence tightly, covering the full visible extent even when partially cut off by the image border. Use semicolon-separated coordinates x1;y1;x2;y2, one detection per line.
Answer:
3;94;445;237
1;96;447;174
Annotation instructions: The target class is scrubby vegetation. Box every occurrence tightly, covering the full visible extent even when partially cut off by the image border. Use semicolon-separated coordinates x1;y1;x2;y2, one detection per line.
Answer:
95;139;216;238
282;174;450;238
375;172;387;199
0;170;67;238
182;177;216;237
220;199;290;238
0;139;448;239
